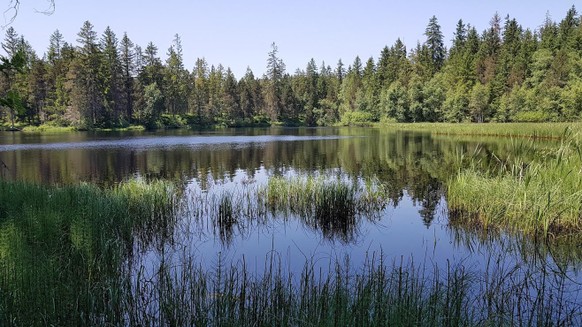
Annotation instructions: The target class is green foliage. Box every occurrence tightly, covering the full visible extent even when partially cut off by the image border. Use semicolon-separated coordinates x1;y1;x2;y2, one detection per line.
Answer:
139;82;164;129
3;9;582;129
339;110;374;126
0;179;177;326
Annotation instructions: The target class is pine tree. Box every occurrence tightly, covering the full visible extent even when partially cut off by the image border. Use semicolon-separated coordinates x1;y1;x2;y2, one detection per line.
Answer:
424;16;445;74
101;26;124;125
2;27;20;57
120;33;135;123
190;57;209;124
164;34;189;116
264;42;285;122
69;20;104;127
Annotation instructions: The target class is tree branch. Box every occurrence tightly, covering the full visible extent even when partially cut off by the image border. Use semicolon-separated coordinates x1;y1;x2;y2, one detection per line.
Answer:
3;0;54;27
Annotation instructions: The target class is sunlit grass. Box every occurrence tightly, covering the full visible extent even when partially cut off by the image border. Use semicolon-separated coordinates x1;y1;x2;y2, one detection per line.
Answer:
448;133;582;237
380;122;581;139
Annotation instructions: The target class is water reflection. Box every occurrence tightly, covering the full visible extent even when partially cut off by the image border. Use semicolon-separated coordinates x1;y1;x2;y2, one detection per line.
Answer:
1;127;580;324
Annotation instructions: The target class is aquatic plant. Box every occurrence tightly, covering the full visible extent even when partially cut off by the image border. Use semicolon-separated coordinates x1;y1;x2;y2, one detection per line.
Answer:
0;178;580;326
448;131;582;237
382;122;581;139
0;179;177;326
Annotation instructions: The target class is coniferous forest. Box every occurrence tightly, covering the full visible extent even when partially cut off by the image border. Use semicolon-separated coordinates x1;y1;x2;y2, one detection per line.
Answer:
1;7;582;129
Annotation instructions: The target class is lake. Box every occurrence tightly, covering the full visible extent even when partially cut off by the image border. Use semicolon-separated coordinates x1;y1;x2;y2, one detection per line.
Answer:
0;127;580;325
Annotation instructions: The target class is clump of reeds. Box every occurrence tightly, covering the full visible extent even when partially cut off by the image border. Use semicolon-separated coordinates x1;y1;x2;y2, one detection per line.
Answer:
0;179;178;326
261;176;387;219
258;176;388;241
448;132;582;237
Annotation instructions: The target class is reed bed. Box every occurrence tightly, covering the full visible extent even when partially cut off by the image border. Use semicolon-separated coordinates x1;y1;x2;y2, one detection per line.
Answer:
120;252;581;326
179;176;389;243
448;133;582;237
0;179;178;326
382;122;581;139
0;179;580;325
260;176;388;219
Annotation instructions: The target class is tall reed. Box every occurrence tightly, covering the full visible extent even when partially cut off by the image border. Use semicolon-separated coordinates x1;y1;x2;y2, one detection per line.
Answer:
120;251;580;326
448;132;582;237
0;179;177;326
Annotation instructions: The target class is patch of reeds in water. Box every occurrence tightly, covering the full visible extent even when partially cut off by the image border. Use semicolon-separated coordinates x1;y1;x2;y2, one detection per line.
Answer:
180;176;389;244
0;179;580;326
122;251;580;326
259;176;388;241
0;179;177;326
448;132;582;237
383;122;581;139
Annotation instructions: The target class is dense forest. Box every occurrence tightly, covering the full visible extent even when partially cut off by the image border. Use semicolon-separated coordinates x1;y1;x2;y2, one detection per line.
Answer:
1;7;582;129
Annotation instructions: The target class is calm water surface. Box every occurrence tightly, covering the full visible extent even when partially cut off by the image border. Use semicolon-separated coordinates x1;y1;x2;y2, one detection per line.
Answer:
0;128;580;285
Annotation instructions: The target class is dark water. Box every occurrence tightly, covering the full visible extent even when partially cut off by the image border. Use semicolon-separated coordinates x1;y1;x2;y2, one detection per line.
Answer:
0;127;580;285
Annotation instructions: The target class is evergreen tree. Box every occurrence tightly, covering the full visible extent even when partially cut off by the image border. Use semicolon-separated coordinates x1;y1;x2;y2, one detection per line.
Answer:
2;27;20;57
424;16;445;74
69;20;104;127
101;26;124;125
120;33;135;123
164;34;189;116
238;67;261;122
264;42;285;122
190;57;209;124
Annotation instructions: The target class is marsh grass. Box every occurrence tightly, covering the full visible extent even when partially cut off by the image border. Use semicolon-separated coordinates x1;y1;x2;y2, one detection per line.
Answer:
120;251;580;326
180;176;389;244
258;176;388;241
0;179;177;326
261;176;387;219
0;179;580;326
448;133;582;237
382;122;581;139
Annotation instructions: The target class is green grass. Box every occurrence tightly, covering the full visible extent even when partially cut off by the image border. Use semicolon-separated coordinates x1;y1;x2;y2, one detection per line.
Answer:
0;179;177;326
381;122;582;237
447;133;582;237
259;176;388;241
122;252;580;326
20;125;80;133
379;122;582;139
18;124;147;133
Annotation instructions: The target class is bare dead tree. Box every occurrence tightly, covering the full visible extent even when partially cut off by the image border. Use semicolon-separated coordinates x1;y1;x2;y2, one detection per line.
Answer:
3;0;55;27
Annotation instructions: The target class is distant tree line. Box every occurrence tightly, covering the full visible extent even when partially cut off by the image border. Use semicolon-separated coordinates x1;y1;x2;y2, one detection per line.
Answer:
1;6;582;129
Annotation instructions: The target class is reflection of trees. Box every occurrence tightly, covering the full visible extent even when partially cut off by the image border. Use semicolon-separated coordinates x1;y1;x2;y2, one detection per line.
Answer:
448;222;582;272
1;128;555;227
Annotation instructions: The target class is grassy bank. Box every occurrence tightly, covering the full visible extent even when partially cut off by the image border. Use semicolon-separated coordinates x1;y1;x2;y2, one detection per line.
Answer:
444;127;582;237
380;122;582;238
380;122;581;139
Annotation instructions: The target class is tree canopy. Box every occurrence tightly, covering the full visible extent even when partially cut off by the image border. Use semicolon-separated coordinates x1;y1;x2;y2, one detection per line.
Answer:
2;7;582;129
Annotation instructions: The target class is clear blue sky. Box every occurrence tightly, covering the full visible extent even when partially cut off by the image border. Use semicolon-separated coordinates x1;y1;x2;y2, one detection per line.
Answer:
3;0;578;78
